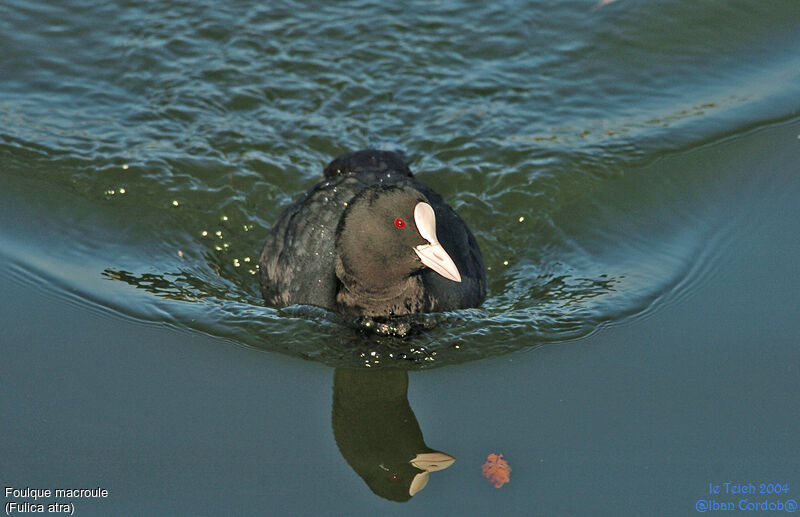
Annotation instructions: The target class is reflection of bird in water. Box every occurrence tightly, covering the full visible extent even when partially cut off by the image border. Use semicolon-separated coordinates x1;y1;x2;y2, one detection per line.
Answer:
332;368;454;502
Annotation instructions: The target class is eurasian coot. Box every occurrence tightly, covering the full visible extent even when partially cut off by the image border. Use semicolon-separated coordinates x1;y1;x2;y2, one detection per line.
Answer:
259;150;485;331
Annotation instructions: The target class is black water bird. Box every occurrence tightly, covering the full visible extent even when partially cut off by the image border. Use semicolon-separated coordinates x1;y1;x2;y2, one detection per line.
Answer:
259;150;485;332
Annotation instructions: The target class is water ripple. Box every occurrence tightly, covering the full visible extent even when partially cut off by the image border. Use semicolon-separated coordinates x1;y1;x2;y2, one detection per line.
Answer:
2;0;799;368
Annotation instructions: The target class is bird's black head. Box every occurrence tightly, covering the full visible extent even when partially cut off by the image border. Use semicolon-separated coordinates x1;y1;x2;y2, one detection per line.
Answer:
334;185;461;316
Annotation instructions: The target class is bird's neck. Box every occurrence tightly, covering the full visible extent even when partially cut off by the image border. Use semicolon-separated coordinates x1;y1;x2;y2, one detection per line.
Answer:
335;268;426;318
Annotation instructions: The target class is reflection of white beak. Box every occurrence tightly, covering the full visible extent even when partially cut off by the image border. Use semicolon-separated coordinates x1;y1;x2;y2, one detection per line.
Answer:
408;472;429;496
408;452;456;496
411;451;456;472
413;202;462;283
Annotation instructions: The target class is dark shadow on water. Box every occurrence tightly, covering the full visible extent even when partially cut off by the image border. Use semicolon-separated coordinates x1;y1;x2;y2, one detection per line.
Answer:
332;368;454;502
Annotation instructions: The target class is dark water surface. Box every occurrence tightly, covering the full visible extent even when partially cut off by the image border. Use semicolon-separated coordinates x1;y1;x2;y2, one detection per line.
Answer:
2;0;799;514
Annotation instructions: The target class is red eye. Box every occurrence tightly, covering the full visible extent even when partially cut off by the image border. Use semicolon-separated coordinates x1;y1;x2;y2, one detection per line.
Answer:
389;473;400;482
394;218;405;229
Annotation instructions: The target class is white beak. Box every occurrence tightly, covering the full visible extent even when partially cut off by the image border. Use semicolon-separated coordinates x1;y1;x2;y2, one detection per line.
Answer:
412;202;462;283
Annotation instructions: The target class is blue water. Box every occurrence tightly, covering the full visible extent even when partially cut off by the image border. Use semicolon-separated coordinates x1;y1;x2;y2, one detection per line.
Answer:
2;0;799;514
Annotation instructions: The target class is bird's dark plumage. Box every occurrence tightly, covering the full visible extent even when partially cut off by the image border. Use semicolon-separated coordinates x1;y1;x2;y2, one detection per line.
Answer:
259;150;486;331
